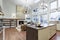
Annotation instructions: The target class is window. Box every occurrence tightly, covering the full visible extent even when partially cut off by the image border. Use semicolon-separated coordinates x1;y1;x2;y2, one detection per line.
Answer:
32;15;39;23
25;14;31;22
51;1;57;10
41;14;48;23
49;12;59;21
58;0;60;7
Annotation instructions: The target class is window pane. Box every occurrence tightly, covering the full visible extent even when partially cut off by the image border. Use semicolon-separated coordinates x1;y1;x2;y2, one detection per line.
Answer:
58;0;60;7
40;14;48;24
51;1;57;10
25;14;31;22
49;12;59;21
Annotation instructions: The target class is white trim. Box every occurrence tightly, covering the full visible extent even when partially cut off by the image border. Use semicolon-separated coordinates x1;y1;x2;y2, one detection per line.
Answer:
3;26;5;40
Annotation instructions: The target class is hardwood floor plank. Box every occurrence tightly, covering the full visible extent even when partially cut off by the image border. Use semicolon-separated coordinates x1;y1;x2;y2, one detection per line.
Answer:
5;28;26;40
51;32;60;40
0;32;3;40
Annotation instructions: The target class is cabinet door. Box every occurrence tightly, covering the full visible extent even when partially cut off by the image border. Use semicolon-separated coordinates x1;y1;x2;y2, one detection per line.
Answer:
50;25;56;38
38;28;50;40
26;27;38;40
48;27;52;39
47;27;52;39
51;25;56;36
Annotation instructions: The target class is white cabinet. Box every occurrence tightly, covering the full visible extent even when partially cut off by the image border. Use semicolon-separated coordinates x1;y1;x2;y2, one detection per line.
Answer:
38;28;50;40
38;25;56;40
57;24;60;30
51;25;56;36
49;25;56;38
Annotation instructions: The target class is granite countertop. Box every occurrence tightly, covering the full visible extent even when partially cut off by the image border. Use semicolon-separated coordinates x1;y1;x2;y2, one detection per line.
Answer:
27;24;56;30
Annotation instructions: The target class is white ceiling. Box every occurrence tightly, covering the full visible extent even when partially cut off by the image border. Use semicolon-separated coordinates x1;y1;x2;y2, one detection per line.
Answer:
9;0;55;3
8;0;57;10
9;0;57;5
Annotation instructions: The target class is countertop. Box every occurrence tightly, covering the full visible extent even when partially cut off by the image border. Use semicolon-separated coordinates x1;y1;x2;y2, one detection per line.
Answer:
0;18;20;20
27;24;56;30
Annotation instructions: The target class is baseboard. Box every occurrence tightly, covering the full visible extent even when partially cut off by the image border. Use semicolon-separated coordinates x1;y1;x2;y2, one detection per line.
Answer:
57;30;60;32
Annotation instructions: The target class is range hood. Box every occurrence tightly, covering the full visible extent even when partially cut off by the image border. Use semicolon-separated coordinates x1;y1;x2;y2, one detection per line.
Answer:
0;6;4;16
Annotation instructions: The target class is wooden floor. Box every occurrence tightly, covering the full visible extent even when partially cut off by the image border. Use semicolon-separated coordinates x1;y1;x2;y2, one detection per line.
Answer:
51;31;60;40
5;28;26;40
4;28;60;40
0;32;3;40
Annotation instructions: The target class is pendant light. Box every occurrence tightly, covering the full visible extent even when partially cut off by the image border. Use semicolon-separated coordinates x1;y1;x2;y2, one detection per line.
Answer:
42;0;47;15
40;0;48;14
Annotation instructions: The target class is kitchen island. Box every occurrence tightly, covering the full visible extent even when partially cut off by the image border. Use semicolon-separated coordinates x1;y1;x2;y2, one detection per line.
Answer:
26;24;57;40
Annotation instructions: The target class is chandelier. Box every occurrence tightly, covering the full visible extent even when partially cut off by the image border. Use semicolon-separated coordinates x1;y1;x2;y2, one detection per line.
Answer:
40;3;48;9
39;0;48;12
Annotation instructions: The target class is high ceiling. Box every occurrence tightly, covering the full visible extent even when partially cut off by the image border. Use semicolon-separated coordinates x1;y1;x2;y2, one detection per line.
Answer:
10;0;57;5
9;0;57;9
